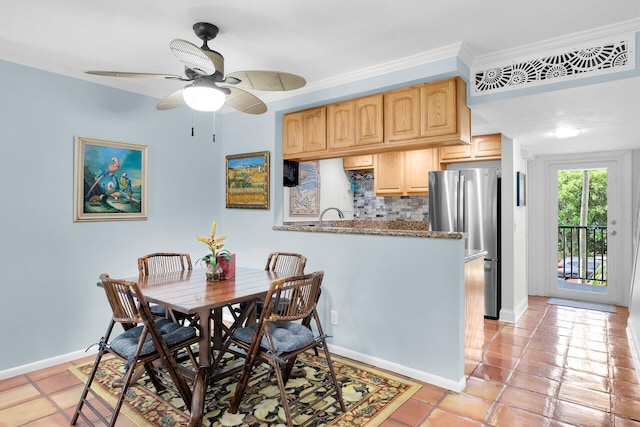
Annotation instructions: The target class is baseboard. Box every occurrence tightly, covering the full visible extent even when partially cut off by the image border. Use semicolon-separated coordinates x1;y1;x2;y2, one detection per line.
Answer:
0;347;98;380
627;323;640;385
2;329;466;394
499;297;528;324
328;344;466;393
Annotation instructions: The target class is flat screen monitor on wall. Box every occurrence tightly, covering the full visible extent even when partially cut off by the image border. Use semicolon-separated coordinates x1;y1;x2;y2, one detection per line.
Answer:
283;160;299;187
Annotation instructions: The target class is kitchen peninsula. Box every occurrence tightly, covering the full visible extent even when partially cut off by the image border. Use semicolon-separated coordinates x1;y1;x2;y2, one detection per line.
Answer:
273;220;485;392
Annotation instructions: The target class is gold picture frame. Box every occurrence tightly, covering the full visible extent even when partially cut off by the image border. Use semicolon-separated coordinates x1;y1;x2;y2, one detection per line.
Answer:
74;136;148;222
226;151;270;209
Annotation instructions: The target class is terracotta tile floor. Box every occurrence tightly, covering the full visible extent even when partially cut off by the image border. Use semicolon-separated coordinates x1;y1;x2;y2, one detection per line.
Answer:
1;296;639;426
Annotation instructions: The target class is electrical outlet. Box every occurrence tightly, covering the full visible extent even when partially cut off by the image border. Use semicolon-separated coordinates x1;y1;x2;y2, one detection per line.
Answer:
330;310;338;325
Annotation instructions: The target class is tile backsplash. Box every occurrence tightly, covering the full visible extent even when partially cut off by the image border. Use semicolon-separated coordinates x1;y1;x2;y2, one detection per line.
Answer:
349;171;429;222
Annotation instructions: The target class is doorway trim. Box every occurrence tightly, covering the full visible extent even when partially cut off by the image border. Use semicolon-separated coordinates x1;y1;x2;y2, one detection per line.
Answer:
528;150;632;306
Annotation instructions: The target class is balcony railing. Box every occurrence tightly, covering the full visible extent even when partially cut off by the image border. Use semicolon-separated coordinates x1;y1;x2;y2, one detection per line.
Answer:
557;225;607;284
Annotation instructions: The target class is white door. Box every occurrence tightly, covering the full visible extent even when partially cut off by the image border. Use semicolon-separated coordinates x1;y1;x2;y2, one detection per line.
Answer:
546;158;624;305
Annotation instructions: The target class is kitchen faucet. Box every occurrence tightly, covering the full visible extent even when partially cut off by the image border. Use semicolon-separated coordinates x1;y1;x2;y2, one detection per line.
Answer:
319;207;345;227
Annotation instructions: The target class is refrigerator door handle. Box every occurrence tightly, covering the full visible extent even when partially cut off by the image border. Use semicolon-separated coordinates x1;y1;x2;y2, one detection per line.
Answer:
458;175;465;232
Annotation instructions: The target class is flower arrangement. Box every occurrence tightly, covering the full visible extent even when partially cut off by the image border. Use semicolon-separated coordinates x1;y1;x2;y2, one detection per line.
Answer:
197;220;231;273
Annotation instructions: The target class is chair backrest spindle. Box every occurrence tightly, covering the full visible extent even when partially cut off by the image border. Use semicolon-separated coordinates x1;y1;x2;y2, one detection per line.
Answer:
263;272;322;322
265;252;306;276
138;253;192;276
100;274;143;325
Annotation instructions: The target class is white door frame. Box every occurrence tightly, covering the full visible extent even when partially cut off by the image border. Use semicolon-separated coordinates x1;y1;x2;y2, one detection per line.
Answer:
528;150;632;306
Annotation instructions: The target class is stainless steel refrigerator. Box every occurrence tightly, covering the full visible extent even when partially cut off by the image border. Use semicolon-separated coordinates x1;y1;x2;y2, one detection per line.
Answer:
428;168;501;318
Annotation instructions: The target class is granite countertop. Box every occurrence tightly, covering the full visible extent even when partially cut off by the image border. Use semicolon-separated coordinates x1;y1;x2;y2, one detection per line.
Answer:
274;220;464;240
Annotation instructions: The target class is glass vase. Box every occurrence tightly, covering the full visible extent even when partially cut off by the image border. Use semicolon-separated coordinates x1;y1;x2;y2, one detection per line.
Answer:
206;262;223;282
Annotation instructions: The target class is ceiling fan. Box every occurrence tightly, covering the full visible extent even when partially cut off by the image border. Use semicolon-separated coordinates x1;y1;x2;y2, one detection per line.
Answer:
86;22;306;114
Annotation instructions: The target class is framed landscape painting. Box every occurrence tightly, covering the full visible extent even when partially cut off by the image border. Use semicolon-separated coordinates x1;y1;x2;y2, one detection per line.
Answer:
226;151;270;209
74;136;147;222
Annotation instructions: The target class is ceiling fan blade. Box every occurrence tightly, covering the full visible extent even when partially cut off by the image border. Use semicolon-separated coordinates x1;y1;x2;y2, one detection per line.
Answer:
156;89;185;110
202;50;224;76
170;39;216;75
225;70;306;91
226;87;267;114
86;71;184;80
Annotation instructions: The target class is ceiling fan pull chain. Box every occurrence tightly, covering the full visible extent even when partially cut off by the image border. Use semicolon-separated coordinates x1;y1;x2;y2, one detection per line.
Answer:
212;112;216;142
191;111;195;137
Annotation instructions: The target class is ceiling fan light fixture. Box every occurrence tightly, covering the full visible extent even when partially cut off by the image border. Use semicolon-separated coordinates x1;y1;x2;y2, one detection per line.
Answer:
183;84;226;112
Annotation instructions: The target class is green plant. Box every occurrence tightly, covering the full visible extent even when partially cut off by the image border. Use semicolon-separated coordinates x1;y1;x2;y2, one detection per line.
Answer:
197;220;231;268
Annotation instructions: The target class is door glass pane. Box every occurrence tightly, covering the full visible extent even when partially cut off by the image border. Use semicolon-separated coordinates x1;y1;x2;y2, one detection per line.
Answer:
556;168;608;293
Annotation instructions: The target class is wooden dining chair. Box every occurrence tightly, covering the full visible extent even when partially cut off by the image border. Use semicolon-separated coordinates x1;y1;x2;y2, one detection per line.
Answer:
137;252;193;323
265;251;307;275
221;252;308;369
256;252;307;313
231;252;307;323
71;273;199;427
227;271;346;427
137;252;192;275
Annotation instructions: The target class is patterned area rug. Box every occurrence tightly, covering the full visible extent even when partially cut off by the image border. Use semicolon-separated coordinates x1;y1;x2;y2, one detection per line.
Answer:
70;351;420;426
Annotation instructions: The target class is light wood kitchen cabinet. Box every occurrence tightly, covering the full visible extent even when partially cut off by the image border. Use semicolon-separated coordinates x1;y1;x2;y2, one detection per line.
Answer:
384;86;421;143
464;255;485;376
355;94;384;146
374;152;404;195
328;100;355;150
284;77;471;161
420;78;457;137
327;94;384;152
328;94;384;152
474;133;502;158
404;149;438;194
439;133;502;164
283;106;327;157
384;77;470;148
374;149;440;196
343;155;374;170
283;111;304;156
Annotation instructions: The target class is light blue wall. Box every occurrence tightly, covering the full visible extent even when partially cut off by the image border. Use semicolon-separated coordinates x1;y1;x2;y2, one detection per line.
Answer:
0;55;471;386
0;60;223;370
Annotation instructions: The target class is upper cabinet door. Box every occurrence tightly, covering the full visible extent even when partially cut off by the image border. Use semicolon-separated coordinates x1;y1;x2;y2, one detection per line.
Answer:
404;149;437;195
302;106;327;153
374;151;404;195
355;94;384;146
328;101;355;150
384;87;421;143
283;111;304;156
343;155;374;170
473;133;502;158
420;79;457;137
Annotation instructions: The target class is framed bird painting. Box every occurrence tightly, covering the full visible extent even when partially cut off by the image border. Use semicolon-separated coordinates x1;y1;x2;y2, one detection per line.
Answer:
74;136;148;222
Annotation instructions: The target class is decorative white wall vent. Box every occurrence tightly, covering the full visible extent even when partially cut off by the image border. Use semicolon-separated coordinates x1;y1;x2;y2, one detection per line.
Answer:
471;35;635;96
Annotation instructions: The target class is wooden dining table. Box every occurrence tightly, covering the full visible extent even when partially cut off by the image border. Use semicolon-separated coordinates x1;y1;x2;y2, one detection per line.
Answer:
130;266;281;427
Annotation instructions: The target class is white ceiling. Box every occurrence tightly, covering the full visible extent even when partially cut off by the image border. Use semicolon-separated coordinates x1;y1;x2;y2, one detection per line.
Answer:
2;0;640;156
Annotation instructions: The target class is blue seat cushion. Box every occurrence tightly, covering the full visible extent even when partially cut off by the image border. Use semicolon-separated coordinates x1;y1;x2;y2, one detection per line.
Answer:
233;321;314;353
150;304;168;317
256;297;290;314
110;318;196;358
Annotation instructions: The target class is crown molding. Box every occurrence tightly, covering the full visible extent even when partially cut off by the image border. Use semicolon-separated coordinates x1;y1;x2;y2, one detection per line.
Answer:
262;42;466;104
256;19;640;110
473;17;640;68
